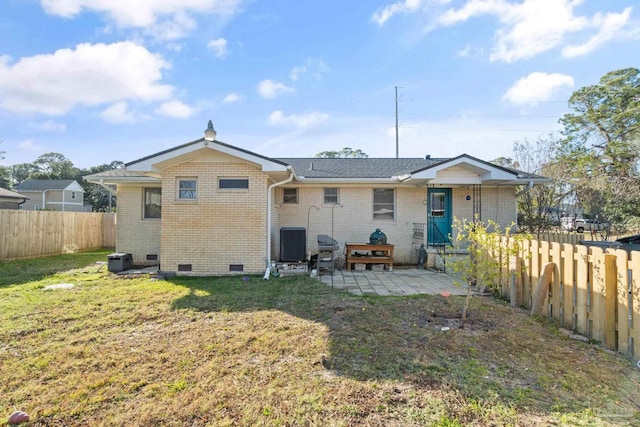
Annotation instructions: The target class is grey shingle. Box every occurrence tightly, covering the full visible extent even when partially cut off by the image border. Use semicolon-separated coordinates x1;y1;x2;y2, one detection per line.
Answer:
276;158;446;178
14;179;76;191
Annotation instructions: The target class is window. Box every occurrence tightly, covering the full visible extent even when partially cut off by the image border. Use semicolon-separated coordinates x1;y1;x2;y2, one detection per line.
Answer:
283;188;298;204
324;188;339;204
430;192;445;217
177;179;197;200
71;191;76;200
144;188;162;219
373;188;395;220
219;178;249;189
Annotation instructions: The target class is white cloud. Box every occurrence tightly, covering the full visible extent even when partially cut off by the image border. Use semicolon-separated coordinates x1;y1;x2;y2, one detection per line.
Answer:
373;0;423;27
438;0;636;63
456;44;472;57
257;79;294;99
208;38;228;58
28;120;66;132
40;0;242;38
503;72;574;106
155;100;196;118
101;102;137;123
268;110;329;128
0;42;173;115
289;65;306;82
146;10;197;41
17;139;45;153
563;7;633;58
223;92;242;103
289;58;329;81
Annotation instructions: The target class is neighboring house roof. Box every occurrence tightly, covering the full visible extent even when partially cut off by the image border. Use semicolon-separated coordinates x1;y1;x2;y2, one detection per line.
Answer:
0;187;29;200
14;179;85;192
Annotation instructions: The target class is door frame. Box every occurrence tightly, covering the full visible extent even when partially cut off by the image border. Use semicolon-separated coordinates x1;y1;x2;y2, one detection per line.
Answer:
427;187;452;245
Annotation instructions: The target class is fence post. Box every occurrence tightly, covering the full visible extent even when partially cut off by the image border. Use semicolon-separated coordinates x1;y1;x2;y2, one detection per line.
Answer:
604;253;617;350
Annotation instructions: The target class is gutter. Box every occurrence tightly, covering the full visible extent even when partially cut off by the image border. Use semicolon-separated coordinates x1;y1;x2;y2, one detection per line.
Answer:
515;181;534;197
264;166;296;279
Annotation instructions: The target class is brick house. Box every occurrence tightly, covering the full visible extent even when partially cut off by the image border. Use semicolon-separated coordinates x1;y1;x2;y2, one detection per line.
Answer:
85;124;546;276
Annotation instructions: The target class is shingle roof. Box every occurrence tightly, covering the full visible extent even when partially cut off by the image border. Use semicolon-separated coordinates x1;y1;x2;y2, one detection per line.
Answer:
84;169;150;179
0;187;28;200
14;179;77;191
87;154;547;182
276;158;446;178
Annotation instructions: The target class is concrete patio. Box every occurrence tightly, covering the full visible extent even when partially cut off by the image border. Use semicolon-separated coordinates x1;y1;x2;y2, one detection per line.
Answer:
318;267;466;296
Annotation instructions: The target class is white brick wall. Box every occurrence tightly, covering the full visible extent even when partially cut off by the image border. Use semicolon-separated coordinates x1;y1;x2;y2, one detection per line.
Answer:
159;158;269;276
115;185;161;265
115;155;519;273
277;185;517;264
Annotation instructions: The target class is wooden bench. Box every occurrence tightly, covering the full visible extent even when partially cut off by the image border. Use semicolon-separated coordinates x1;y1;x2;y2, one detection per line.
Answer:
345;243;394;271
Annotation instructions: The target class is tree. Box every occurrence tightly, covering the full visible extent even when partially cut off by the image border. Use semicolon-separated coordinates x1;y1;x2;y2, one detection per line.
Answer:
0;140;10;190
31;152;78;180
503;136;567;234
557;68;640;229
79;161;124;211
448;218;529;325
315;147;368;158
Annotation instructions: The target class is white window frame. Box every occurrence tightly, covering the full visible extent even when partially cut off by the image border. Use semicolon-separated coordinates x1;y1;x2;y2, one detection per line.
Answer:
323;188;339;204
177;178;197;200
143;187;162;219
373;188;395;221
283;188;298;204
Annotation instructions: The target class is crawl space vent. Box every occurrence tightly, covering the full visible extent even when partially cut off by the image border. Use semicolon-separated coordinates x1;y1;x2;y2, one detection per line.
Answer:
178;264;192;272
229;264;244;272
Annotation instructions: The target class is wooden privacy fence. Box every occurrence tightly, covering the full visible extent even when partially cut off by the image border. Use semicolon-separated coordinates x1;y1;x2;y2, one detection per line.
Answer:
493;238;640;361
532;232;582;245
0;210;116;260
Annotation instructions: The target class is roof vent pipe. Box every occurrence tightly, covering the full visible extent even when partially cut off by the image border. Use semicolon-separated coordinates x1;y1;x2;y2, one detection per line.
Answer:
309;162;313;171
204;120;217;141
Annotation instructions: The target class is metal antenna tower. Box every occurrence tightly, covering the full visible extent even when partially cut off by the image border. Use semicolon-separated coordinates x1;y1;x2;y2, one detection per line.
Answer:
395;86;399;158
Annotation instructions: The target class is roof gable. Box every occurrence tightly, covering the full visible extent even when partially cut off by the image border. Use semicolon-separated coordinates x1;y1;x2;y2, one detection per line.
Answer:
126;138;289;173
410;154;524;184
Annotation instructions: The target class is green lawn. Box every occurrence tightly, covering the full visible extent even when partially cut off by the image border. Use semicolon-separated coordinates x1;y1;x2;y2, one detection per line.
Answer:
1;251;639;426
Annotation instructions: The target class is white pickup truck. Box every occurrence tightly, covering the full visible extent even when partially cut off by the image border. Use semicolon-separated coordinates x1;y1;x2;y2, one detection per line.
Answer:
561;217;606;233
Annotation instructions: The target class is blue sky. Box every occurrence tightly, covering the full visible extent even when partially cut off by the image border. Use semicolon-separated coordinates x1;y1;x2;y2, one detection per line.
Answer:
0;0;638;168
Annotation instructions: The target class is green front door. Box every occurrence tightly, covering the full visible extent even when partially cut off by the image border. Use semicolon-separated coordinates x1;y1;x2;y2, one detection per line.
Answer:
427;188;452;244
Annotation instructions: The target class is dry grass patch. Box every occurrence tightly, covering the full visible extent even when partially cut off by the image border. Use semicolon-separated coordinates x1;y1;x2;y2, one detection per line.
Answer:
1;252;639;426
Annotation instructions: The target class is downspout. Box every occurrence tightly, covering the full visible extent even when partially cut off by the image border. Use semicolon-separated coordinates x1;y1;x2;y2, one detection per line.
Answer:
264;166;295;280
516;181;534;197
41;190;49;211
97;179;117;195
62;189;65;212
